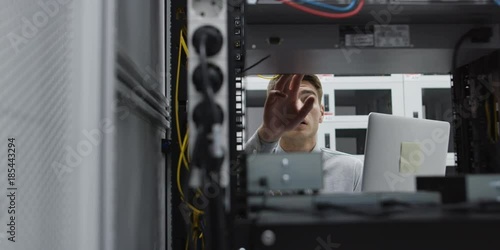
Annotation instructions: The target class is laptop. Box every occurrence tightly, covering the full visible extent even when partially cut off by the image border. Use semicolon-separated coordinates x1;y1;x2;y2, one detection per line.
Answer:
362;113;450;192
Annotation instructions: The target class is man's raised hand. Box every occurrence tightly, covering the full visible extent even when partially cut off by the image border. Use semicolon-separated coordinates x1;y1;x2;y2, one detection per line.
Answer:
258;74;315;142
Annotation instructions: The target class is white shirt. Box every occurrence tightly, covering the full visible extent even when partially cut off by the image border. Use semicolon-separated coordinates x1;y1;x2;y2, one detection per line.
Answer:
245;131;363;192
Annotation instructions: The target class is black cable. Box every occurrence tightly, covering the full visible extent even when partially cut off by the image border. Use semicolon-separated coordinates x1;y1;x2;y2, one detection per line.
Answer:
242;54;271;73
452;31;473;72
452;27;493;71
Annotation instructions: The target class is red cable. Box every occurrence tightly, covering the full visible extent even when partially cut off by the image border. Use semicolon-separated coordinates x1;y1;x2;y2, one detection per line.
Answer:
280;0;365;19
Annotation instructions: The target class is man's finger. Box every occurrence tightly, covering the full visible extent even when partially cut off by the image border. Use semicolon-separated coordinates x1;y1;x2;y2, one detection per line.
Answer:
273;74;293;92
265;90;288;106
288;74;304;99
268;90;287;98
297;95;315;120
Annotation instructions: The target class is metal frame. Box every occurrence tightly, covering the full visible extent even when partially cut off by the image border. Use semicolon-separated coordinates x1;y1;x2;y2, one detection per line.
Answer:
453;51;500;174
167;1;188;250
216;1;500;250
244;23;500;75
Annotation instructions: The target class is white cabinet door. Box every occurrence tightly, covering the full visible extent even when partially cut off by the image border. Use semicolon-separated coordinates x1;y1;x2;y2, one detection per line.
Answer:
318;121;367;162
321;74;405;123
318;75;405;159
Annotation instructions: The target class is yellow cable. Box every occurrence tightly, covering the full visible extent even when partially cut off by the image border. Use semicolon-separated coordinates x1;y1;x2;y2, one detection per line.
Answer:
176;131;204;214
485;102;494;142
193;210;200;228
176;159;185;196
187;202;203;214
194;232;198;250
495;100;499;142
181;130;190;170
177;131;204;215
187;137;191;163
257;74;279;80
201;233;205;250
178;56;190;250
180;35;189;167
177;132;189;197
175;30;184;147
180;33;189;55
176;28;206;249
176;30;190;168
177;131;203;214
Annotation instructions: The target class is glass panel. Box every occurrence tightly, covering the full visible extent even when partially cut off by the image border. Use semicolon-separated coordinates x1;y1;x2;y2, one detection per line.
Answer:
421;88;454;153
335;129;367;155
334;90;392;116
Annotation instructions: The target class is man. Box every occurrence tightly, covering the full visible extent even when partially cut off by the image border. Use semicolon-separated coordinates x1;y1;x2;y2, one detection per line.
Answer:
245;74;363;192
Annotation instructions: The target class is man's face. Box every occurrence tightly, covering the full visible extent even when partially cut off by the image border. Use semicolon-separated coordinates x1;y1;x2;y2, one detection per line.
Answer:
282;80;324;140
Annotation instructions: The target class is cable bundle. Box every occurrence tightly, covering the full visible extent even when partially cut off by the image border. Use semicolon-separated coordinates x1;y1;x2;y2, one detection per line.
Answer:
280;0;365;19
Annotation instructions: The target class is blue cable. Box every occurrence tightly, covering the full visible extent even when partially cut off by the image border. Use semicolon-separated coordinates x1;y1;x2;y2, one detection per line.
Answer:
297;0;357;12
495;0;500;6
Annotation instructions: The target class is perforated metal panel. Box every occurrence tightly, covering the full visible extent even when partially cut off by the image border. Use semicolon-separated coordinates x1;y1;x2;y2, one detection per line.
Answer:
1;1;167;250
0;0;79;249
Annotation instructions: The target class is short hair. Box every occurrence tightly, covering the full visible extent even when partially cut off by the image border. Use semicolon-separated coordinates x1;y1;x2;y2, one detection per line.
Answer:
267;74;323;104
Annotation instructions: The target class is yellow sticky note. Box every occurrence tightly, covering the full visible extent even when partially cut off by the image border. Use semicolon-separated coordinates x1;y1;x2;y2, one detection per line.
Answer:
400;142;422;174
